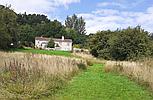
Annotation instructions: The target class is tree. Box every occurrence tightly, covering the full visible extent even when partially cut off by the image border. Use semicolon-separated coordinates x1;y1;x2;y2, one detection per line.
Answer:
17;13;50;25
46;20;65;38
18;24;35;47
111;26;152;60
65;14;86;35
0;5;19;49
47;38;55;48
17;14;65;47
88;30;113;59
88;26;153;61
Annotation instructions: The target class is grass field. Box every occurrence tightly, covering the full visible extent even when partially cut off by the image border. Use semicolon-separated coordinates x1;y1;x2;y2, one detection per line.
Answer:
2;49;153;99
0;51;87;99
12;48;72;57
52;64;153;100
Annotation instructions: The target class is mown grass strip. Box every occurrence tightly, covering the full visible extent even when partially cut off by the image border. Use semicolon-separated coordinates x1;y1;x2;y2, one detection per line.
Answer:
53;64;153;100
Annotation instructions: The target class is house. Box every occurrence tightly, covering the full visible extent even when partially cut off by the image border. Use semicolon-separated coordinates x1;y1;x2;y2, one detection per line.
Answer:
35;36;72;51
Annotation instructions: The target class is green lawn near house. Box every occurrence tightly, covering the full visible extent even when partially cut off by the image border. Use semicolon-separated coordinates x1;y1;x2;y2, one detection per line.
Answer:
12;48;72;57
52;64;153;100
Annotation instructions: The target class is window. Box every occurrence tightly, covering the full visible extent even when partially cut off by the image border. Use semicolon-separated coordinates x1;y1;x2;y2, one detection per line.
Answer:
67;43;69;46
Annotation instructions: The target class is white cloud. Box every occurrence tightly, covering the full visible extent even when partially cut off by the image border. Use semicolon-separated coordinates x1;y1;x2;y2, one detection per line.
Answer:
78;6;153;34
97;2;126;9
0;0;80;14
92;9;120;16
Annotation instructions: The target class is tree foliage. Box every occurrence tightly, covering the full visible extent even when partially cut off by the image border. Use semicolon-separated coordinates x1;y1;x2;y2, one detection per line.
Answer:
47;38;55;48
65;14;86;35
0;5;18;49
17;13;88;47
89;26;153;61
17;13;50;25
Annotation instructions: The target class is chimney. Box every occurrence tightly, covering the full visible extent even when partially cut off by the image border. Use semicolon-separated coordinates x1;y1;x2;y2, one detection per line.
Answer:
62;36;64;40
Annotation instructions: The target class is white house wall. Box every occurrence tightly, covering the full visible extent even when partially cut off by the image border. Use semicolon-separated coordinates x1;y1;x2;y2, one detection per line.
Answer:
35;40;49;49
54;41;72;51
35;38;72;51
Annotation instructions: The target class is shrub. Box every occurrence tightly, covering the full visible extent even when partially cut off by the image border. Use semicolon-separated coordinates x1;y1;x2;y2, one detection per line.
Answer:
47;38;55;48
77;63;87;70
88;26;153;61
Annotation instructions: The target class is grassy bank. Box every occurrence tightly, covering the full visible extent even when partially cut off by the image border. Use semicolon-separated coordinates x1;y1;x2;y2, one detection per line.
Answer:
53;64;153;100
11;48;72;57
0;51;87;99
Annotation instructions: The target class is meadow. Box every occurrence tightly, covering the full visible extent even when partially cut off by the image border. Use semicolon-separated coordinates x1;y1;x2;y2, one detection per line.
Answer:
105;59;153;92
1;50;153;99
0;51;87;99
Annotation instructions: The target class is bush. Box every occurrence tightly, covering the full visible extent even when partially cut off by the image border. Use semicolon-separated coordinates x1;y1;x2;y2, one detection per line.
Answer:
89;26;153;61
47;38;55;48
77;63;87;70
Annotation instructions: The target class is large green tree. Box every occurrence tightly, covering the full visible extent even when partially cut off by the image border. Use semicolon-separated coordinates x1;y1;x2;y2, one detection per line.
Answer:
65;14;86;35
0;5;18;49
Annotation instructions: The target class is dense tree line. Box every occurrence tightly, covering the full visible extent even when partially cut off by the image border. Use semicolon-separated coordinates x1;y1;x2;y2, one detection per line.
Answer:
88;26;153;61
17;13;87;47
17;14;64;47
1;5;153;61
0;5;87;49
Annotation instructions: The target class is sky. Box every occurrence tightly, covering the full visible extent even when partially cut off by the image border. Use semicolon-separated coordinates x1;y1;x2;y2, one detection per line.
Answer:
1;0;153;34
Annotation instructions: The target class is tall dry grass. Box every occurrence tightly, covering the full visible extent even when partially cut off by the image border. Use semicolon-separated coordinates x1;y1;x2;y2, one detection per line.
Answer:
0;51;87;99
104;59;153;91
73;52;105;65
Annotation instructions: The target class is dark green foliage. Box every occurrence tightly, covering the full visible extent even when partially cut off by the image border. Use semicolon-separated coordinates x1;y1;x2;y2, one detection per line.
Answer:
41;20;65;38
17;13;50;25
65;14;86;35
0;5;87;49
65;14;87;45
89;26;153;61
0;5;19;50
17;13;65;47
77;63;87;70
17;13;86;47
64;28;88;45
47;38;55;48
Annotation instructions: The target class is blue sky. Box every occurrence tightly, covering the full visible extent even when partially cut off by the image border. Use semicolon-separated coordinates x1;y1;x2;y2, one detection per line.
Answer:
1;0;153;34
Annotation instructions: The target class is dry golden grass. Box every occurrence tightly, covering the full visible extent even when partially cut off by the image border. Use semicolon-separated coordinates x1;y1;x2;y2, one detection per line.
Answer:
0;51;87;75
105;59;153;91
73;52;106;65
0;51;87;99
